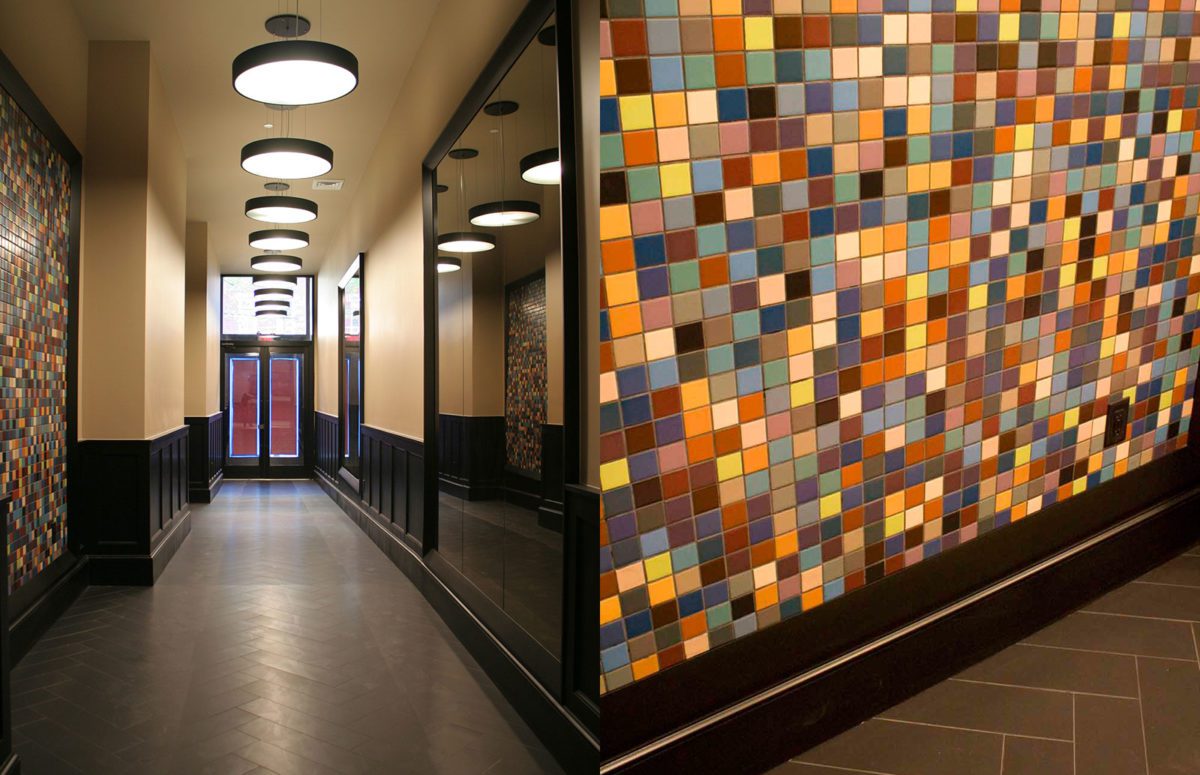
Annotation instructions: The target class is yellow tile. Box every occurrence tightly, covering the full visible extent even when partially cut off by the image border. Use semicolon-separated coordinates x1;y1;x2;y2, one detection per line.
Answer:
644;552;673;581
619;94;655;131
600;205;632;241
660;162;693;197
791;379;814;407
600;59;616;97
600;459;630;490
605;273;639;306
711;0;741;14
744;16;774;49
653;92;688;127
819;492;842;518
716;452;743;481
600;596;622;624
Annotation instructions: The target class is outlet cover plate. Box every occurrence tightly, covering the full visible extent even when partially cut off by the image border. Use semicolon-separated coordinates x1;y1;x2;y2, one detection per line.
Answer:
1104;397;1131;447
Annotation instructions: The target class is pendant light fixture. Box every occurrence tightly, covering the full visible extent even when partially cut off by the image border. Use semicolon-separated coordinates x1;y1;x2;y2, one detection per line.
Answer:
437;148;496;253
520;26;560;186
249;229;308;251
256;308;289;318
233;12;358;107
250;254;304;272
471;101;541;228
253;291;295;304
436;256;462;273
245;195;317;223
252;274;298;290
241;138;333;179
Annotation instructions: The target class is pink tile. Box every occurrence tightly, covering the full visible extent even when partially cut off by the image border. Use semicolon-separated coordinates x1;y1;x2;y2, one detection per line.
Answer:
632;200;665;235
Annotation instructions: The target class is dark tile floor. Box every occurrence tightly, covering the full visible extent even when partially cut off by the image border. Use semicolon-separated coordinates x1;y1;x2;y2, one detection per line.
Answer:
770;538;1200;775
10;480;563;775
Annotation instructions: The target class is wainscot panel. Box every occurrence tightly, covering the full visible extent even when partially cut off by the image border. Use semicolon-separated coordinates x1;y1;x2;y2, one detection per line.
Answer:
315;411;339;481
437;414;505;501
80;426;192;586
0;497;19;774
185;413;224;503
358;425;424;547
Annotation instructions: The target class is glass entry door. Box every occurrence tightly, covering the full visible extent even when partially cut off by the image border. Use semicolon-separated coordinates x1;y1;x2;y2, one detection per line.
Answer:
224;346;309;477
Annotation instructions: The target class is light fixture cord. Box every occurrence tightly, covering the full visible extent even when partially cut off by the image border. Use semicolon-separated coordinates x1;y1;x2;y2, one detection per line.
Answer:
458;156;466;232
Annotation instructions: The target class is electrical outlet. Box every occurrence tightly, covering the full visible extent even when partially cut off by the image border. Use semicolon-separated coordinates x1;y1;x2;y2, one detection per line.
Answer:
1104;397;1130;447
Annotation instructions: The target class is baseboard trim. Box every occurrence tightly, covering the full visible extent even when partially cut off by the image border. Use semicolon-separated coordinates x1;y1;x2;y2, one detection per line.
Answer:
603;482;1200;774
9;554;89;666
88;507;192;586
315;471;599;772
189;470;224;504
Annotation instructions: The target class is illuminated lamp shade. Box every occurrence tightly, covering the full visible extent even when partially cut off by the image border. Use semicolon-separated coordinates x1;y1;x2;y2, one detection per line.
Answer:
253;292;294;304
437;231;496;253
250;254;303;272
241;138;333;179
469;200;540;227
245;195;318;224
519;147;559;185
233;40;359;107
255;304;290;315
437;256;462;273
252;274;298;291
253;286;294;298
249;229;308;251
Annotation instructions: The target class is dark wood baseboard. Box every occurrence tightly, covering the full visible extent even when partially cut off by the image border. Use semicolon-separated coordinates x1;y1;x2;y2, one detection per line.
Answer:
315;471;598;772
604;473;1200;774
88;508;192;586
9;554;89;665
189;470;224;504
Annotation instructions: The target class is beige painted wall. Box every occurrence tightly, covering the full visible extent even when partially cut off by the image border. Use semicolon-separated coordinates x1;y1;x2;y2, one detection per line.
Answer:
80;41;187;440
315;0;530;436
0;0;88;151
184;221;220;417
144;57;187;436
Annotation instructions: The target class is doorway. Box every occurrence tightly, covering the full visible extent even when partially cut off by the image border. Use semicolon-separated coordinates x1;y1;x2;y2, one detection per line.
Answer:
222;345;313;478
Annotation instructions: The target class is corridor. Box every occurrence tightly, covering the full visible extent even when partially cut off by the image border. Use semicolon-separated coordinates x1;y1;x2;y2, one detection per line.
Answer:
9;481;562;775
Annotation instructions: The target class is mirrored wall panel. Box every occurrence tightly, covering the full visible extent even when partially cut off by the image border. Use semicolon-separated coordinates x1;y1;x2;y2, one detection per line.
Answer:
340;260;363;482
435;15;565;658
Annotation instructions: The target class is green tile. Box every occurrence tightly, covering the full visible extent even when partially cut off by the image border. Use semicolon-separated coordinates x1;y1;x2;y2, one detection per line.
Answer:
684;55;716;89
669;260;700;292
745;52;776;85
627;165;662;201
600;135;625;169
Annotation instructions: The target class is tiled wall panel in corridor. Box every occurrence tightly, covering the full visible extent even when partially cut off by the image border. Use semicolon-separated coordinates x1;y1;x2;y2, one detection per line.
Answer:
0;84;73;592
598;0;1200;693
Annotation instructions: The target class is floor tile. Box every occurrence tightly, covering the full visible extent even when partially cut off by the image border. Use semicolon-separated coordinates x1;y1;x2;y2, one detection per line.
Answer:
954;643;1139;698
797;719;1002;775
877;680;1074;741
1000;736;1072;775
1022;610;1200;661
1137;657;1200;775
1137;555;1200;589
1073;694;1148;775
1083;582;1200;622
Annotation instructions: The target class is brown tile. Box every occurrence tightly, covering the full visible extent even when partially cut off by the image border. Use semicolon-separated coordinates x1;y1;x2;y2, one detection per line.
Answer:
1022;611;1200;661
1001;736;1072;775
954;643;1139;697
1137;554;1200;589
1137;657;1200;774
1083;583;1200;622
1074;694;1148;775
878;680;1073;740
799;718;1002;775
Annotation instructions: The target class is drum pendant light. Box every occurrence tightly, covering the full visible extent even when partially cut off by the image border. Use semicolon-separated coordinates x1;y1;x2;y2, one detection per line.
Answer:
253;291;295;304
250;254;304;272
520;29;560;186
252;275;298;290
437;149;495;253
437;256;462;273
470;103;541;228
245;195;318;223
233;40;359;107
241;138;333;179
249;229;309;251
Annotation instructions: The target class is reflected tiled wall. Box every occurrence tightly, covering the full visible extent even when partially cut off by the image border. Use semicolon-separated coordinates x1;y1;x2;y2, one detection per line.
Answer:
506;274;549;474
597;0;1200;693
0;85;73;592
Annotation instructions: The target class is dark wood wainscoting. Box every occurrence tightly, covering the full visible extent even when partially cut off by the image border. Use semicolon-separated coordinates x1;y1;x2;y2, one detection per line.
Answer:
359;425;425;548
315;411;339;481
437;414;505;501
563;484;600;735
185;412;224;503
80;426;192;586
0;497;18;774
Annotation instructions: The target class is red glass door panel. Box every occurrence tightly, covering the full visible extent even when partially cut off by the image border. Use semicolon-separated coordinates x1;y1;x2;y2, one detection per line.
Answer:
228;356;260;458
270;355;301;459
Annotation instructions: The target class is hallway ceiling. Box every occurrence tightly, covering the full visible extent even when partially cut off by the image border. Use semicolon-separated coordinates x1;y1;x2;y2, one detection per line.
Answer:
69;0;441;273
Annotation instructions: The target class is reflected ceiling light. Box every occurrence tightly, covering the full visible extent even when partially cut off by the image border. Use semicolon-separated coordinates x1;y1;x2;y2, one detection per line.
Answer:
253;292;294;304
250;254;304;272
437;256;462;273
249;229;308;251
251;274;298;290
254;301;290;312
438;231;496;253
264;181;290;191
233;40;359;107
520;148;560;185
253;285;294;296
245;195;317;224
255;309;289;318
241;138;333;179
469;200;541;227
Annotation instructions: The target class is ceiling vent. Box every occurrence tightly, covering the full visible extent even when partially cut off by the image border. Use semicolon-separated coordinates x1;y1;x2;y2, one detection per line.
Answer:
312;179;344;191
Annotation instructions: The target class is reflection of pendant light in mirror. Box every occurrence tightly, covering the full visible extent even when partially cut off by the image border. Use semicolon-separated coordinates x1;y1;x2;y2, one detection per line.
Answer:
252;274;298;291
241;138;333;179
250;254;303;272
233;39;359;107
249;229;308;251
436;256;462;273
520;23;560;186
255;304;290;315
253;291;294;303
469;200;541;227
245;195;317;223
437;147;495;252
254;286;294;298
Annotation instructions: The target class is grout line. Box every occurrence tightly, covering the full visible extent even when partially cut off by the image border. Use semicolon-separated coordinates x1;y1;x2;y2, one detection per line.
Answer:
1071;694;1077;775
870;717;1072;743
1016;641;1198;663
1077;610;1200;625
790;763;896;775
948;677;1138;701
1134;657;1151;775
1129;579;1200;591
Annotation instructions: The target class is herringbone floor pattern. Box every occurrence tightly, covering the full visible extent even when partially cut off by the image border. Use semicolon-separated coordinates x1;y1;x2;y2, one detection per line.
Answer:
11;480;563;774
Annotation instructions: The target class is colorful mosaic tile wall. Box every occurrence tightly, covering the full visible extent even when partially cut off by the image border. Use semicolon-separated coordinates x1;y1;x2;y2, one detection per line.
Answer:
597;0;1200;694
506;274;548;473
0;85;73;592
